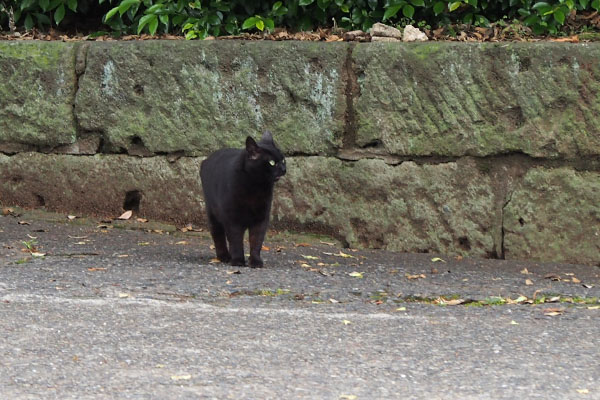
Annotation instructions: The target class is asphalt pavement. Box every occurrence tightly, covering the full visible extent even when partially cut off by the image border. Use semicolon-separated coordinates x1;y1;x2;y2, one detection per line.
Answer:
1;208;599;399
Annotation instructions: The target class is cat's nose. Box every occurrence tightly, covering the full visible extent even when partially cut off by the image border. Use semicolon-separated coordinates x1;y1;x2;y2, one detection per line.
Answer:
280;164;286;175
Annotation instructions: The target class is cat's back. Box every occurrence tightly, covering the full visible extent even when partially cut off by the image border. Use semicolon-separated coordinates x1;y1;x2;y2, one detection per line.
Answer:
201;148;242;176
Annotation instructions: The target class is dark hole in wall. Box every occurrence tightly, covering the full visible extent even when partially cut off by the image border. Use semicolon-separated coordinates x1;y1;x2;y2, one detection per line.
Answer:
131;136;144;146
458;236;471;251
133;84;144;95
36;194;45;207
123;190;142;213
361;139;382;149
519;217;525;226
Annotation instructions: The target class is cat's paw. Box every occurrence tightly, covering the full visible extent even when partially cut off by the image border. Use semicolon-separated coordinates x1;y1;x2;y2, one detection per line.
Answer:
230;257;246;266
249;257;264;268
216;252;231;263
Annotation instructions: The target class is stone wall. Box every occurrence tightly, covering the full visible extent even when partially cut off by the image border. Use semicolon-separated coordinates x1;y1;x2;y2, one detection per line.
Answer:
1;40;599;265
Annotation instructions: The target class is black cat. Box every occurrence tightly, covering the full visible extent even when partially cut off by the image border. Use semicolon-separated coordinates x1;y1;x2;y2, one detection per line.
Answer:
200;131;286;267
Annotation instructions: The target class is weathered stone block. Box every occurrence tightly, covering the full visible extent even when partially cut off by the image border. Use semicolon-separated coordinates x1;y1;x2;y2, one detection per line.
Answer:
75;41;347;155
503;167;600;265
353;42;600;159
0;42;77;147
272;157;496;257
0;153;204;225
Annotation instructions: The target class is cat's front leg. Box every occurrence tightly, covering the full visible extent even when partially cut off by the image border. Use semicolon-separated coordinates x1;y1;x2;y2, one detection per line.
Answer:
248;222;268;268
226;226;246;266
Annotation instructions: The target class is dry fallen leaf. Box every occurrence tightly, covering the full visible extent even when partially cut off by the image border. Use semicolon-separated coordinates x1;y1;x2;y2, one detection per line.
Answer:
587;306;600;310
175;241;188;245
136;218;148;223
67;215;77;220
572;277;581;284
117;254;129;258
576;389;589;394
261;245;270;251
431;257;446;263
2;207;14;215
510;320;519;325
210;258;220;263
443;299;465;306
117;210;133;220
18;221;30;225
396;307;407;311
544;273;561;281
543;307;565;316
302;255;319;260
170;375;192;381
31;252;46;257
349;271;364;278
525;279;534;286
87;267;107;272
582;283;594;289
520;268;531;274
226;270;241;275
342;320;351;325
406;273;426;280
118;293;130;298
320;240;335;246
295;243;311;247
339;395;357;400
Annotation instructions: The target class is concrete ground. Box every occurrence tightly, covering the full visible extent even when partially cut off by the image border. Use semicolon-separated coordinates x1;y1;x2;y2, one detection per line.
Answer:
1;208;599;399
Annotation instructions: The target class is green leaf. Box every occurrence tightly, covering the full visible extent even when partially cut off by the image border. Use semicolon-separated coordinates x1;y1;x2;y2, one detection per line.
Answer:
265;18;275;31
242;16;257;30
593;0;600;10
67;0;77;12
273;1;283;11
532;2;550;10
24;14;34;30
118;0;140;16
148;15;159;35
466;0;478;7
145;3;164;13
402;4;415;18
21;0;37;11
54;4;65;25
383;4;402;20
40;0;50;12
34;12;51;25
137;13;155;34
255;19;265;31
411;0;425;6
159;14;169;26
553;8;565;23
448;1;462;12
104;6;120;21
433;1;445;14
299;0;314;5
317;0;330;10
208;13;221;25
579;0;588;8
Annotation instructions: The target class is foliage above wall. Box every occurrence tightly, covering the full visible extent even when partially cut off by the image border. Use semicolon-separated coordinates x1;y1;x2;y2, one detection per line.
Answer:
1;0;599;37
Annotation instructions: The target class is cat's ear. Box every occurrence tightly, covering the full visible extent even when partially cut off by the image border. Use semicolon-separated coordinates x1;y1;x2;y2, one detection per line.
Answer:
246;136;261;160
261;130;274;144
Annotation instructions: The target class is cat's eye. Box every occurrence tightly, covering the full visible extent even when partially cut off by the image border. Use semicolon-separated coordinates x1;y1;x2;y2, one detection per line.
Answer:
269;160;276;167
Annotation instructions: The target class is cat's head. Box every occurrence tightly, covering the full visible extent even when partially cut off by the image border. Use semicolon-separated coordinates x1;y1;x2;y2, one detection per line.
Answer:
245;131;286;182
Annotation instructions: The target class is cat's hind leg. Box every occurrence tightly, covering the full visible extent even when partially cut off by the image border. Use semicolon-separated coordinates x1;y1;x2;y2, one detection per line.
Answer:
225;225;246;266
208;214;231;263
248;221;267;268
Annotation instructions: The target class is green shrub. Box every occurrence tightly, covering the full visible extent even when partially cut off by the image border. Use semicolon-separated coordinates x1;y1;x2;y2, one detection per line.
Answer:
1;0;599;36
